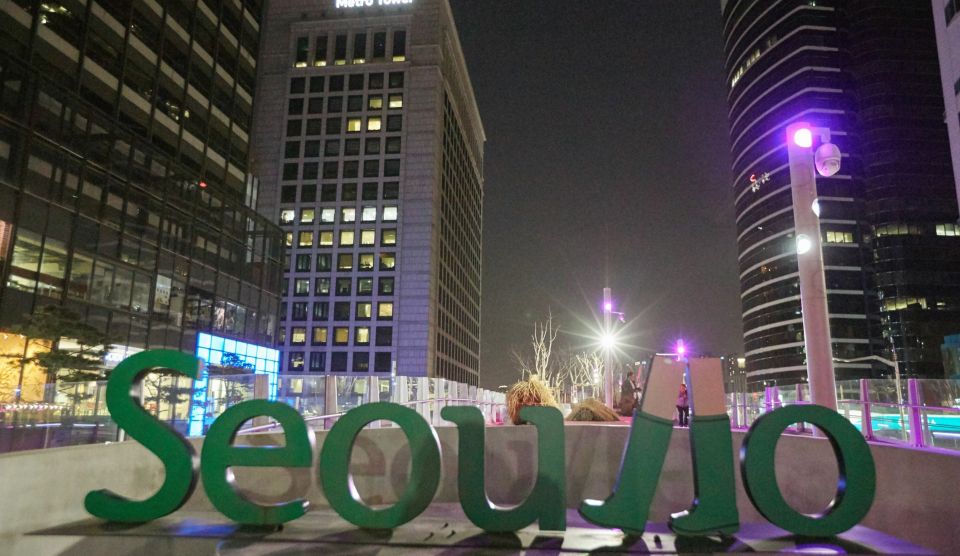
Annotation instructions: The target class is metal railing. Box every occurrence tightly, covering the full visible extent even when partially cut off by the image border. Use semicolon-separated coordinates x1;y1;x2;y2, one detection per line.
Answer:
0;373;507;453
726;378;960;451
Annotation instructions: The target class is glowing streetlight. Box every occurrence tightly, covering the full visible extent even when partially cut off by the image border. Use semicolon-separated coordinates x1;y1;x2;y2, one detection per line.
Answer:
786;122;841;411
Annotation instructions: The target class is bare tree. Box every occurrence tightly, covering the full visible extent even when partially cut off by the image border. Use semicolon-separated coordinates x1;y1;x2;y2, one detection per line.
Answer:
566;351;604;402
513;310;565;388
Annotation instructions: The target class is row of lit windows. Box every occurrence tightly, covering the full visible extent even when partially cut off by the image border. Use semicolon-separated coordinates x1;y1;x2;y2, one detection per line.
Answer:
285;229;397;249
288;94;403;116
283;300;395;323
285;325;393;347
280;206;400;227
283;206;397;227
825;231;855;244
873;223;960;237
287;351;392;373
285;276;395;298
291;73;405;95
281;252;396;274
294;30;406;68
286;137;402;159
280;183;399;204
282;206;398;227
286;115;403;138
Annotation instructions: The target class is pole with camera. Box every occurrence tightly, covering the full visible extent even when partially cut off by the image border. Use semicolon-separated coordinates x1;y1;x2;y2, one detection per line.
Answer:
786;123;842;412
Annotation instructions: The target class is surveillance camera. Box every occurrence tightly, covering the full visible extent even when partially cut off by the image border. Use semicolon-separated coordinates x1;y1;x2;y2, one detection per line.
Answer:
815;143;842;177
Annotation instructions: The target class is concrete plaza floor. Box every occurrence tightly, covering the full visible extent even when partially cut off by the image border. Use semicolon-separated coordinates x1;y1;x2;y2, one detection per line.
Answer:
11;505;933;555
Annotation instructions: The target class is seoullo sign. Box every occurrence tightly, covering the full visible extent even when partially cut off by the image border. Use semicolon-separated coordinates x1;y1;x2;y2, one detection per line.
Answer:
85;350;876;537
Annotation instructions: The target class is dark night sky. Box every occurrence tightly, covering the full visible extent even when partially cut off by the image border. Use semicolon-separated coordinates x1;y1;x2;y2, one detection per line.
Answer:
448;1;743;389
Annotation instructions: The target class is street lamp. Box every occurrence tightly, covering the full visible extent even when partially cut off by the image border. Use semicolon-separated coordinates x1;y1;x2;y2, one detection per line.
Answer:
786;122;840;412
834;352;904;425
601;288;625;407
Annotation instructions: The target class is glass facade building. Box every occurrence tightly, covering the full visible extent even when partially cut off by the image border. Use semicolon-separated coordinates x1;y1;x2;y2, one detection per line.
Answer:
722;0;960;385
252;0;485;385
0;0;283;383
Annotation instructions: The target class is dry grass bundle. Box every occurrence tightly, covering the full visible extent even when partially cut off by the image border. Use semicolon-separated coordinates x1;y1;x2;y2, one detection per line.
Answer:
506;377;559;425
566;398;620;422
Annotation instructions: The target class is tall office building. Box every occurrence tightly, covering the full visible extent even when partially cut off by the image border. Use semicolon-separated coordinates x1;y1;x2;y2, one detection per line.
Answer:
722;0;960;386
934;0;960;214
0;1;283;399
252;0;484;385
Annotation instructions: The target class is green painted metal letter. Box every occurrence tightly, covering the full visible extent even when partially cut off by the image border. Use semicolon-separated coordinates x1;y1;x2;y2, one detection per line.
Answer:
201;400;315;525
84;350;201;522
741;404;876;536
320;402;441;529
442;405;566;532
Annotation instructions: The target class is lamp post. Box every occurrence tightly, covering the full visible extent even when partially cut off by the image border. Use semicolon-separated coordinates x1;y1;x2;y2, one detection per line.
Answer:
602;288;614;407
786;122;840;411
834;352;903;425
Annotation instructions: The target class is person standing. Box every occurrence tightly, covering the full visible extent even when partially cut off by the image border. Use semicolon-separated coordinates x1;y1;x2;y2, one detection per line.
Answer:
676;383;690;427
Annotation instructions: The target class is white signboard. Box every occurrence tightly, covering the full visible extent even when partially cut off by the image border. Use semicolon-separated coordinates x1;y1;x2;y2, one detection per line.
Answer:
336;0;413;8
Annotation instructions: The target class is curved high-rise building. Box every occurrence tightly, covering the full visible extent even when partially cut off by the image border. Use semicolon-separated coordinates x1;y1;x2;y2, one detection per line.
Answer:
722;0;960;385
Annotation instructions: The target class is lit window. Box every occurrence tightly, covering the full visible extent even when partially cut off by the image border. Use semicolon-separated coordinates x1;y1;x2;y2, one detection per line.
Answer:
388;94;403;109
378;302;394;319
358;278;374;295
347;118;362;132
379;253;396;270
290;327;307;345
339;230;355;246
360;229;376;246
355;327;370;345
367;117;382;131
357;302;373;320
288;352;305;370
300;209;315;223
338;254;353;271
334;327;350;345
359;253;375;270
937;223;960;236
825;231;854;244
298;231;314;247
341;208;356;223
280;210;296;224
319;231;334;247
361;206;377;222
315;278;331;295
284;232;294;247
294;279;310;296
320;208;336;223
381;229;397;245
368;96;383;110
312;327;328;345
294;37;309;68
383;206;398;221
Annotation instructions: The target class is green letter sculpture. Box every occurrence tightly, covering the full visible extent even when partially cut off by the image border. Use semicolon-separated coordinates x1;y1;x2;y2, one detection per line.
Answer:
442;405;566;532
579;355;684;533
84;350;202;522
741;404;876;536
669;357;739;535
320;402;441;529
201;400;315;525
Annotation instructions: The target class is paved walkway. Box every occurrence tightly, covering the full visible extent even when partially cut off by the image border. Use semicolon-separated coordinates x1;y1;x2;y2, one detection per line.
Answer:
12;505;932;555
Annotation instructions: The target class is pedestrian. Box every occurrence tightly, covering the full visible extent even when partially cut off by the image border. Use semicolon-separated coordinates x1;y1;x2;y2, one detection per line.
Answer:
676;383;689;427
618;375;638;416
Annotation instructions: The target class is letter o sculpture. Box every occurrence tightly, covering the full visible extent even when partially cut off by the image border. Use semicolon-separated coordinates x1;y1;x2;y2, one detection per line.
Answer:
320;402;441;529
741;404;876;537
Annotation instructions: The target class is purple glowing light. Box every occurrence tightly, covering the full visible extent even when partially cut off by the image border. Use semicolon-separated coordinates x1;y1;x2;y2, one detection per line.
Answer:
676;340;687;356
604;302;613;312
793;127;813;148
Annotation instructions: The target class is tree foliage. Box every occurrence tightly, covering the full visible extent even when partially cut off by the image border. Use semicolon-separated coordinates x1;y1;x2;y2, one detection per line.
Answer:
4;305;110;384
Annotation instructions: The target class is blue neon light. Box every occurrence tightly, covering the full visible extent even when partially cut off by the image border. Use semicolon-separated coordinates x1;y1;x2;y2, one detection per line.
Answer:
188;332;281;436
